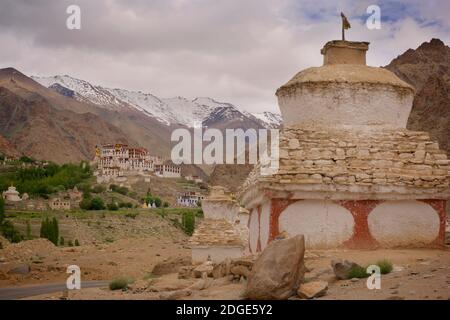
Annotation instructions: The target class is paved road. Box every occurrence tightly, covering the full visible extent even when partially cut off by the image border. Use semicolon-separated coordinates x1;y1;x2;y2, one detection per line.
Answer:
0;280;110;300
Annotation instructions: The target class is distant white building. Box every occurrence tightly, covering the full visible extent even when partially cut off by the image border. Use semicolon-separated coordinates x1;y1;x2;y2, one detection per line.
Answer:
185;175;203;184
49;198;71;210
155;164;181;178
177;192;204;207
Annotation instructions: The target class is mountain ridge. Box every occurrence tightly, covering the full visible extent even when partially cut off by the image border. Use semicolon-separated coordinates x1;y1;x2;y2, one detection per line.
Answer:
31;74;282;129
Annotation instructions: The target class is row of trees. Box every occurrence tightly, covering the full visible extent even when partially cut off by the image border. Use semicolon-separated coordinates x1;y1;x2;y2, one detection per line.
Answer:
0;197;23;243
0;162;91;198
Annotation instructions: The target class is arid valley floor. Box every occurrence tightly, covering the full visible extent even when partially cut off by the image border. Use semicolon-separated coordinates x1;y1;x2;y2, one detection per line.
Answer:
1;212;449;300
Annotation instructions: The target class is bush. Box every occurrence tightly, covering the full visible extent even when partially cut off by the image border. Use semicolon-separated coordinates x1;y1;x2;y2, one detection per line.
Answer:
74;239;80;246
110;184;128;195
346;259;394;279
79;198;92;210
91;197;105;210
145;195;162;208
377;259;393;274
60;236;65;246
19;156;35;163
125;213;138;219
109;278;132;291
163;201;169;208
107;202;119;211
68;240;73;247
118;202;133;208
92;185;106;194
347;265;368;279
0;221;23;243
153;197;162;208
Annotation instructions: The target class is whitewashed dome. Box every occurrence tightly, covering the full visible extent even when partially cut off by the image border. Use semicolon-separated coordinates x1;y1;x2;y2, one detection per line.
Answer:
276;40;415;129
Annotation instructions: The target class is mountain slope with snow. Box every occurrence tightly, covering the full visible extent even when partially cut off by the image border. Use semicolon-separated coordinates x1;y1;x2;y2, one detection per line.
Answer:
252;111;283;128
32;75;281;128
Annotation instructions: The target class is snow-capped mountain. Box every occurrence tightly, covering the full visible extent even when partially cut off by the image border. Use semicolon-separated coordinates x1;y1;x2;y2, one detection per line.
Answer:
32;75;281;128
252;112;283;128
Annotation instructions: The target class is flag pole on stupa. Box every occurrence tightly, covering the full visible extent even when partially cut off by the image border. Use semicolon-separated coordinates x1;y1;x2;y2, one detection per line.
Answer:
340;12;351;41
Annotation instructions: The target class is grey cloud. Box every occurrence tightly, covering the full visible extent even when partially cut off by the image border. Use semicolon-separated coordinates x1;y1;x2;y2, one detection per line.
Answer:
0;0;448;113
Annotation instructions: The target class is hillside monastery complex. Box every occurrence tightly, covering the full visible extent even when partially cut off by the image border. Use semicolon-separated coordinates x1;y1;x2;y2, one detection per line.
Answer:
235;39;450;252
93;144;181;183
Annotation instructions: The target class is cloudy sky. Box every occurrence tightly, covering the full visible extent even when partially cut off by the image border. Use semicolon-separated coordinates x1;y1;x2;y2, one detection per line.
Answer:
0;0;449;113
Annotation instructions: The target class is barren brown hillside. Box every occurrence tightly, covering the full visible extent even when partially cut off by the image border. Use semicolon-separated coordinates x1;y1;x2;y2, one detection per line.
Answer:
385;38;450;156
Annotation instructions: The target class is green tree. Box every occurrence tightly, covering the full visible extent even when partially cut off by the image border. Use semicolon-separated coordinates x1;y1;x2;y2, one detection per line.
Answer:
51;217;59;246
90;197;105;210
181;211;195;236
153;197;162;208
26;219;32;240
79;198;92;210
0;197;4;225
40;217;59;246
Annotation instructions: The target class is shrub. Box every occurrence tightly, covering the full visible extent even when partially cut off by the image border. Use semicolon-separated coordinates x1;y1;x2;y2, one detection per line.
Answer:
118;202;133;208
0;221;23;243
145;195;163;208
60;236;65;246
109;278;132;291
92;185;106;194
347;265;368;279
125;213;138;219
79;198;92;210
377;259;393;274
68;240;73;246
107;202;119;211
19;156;35;163
163;201;169;208
74;239;80;246
90;197;105;210
153;197;162;208
346;259;394;279
110;184;128;195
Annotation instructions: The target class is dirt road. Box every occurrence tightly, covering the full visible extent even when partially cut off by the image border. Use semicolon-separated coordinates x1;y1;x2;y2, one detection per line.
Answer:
0;280;110;300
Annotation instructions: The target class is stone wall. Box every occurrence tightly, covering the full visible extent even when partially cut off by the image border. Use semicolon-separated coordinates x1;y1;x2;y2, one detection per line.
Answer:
240;127;450;205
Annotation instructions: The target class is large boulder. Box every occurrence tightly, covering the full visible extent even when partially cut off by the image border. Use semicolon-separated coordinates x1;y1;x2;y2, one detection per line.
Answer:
246;235;306;300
